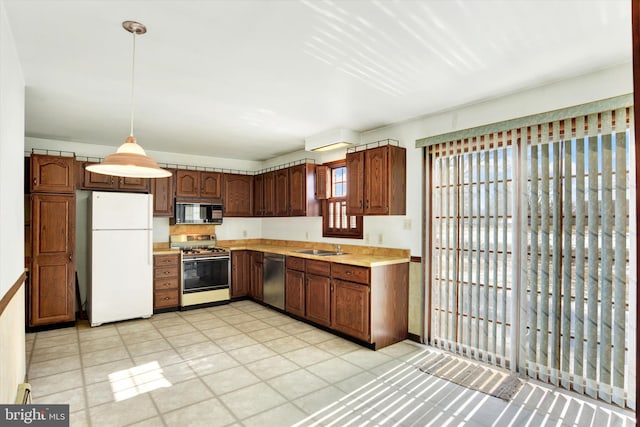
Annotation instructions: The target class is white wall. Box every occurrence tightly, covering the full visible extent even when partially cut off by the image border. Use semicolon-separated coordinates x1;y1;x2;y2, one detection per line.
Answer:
0;1;25;297
0;0;26;403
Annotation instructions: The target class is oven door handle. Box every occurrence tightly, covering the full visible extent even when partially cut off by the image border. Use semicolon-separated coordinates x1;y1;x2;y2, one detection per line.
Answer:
183;256;229;262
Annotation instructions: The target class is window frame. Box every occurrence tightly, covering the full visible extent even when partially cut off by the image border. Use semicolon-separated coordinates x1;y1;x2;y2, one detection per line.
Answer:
322;160;363;239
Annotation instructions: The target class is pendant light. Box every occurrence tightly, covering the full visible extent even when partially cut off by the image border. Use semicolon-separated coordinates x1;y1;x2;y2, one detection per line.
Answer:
86;21;171;178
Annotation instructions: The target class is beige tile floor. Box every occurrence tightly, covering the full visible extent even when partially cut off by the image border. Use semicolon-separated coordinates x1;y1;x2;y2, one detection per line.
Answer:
25;300;634;426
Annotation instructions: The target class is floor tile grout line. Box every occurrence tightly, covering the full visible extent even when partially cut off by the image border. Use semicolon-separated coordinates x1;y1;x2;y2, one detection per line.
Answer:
75;323;92;427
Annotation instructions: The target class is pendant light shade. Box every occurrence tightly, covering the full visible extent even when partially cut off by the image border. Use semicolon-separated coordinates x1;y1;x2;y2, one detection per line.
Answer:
86;21;171;179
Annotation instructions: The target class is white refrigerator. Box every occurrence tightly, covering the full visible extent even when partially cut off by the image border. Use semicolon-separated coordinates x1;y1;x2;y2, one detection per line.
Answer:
88;191;153;327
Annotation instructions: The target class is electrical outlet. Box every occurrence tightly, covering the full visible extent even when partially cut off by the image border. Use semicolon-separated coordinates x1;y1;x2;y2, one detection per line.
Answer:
403;219;412;230
378;234;383;244
365;233;370;243
305;231;309;240
242;230;247;238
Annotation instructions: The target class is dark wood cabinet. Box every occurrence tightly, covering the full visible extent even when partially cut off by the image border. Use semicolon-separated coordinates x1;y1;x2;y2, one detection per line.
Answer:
223;173;253;217
175;170;222;199
231;250;250;298
285;269;305;318
331;279;370;342
346;145;406;216
285;256;305;317
31;154;75;193
175;170;200;197
201;171;222;198
250;251;263;301
29;193;76;326
331;262;408;349
275;168;289;216
151;172;175;217
305;259;331;327
118;176;150;192
315;165;330;200
153;254;180;311
289;163;320;216
263;171;276;216
78;161;114;190
346;151;365;214
77;161;150;192
253;173;265;216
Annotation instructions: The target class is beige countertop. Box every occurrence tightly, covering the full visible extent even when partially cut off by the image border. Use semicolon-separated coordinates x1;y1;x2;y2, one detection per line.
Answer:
219;243;409;267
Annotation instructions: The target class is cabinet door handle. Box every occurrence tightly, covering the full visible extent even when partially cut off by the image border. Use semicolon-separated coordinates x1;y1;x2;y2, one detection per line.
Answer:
69;252;73;261
33;177;37;186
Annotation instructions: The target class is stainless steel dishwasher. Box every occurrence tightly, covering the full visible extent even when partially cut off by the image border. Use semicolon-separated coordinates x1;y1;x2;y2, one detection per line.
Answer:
263;253;285;310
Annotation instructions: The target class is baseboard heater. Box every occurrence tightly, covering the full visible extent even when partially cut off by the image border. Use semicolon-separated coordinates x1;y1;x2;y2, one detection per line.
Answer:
15;383;31;404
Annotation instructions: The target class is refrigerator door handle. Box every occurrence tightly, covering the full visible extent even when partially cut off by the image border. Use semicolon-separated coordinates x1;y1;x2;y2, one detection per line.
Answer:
148;229;153;266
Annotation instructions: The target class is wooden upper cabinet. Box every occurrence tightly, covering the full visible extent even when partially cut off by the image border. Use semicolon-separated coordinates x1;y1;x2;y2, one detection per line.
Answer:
315;165;330;200
346;145;406;216
175;170;221;199
263;171;276;216
79;161;114;190
175;170;200;197
364;146;389;215
346;151;365;215
253;173;265;216
151;171;175;217
118;176;149;192
289;163;320;216
275;169;289;216
30;193;76;326
31;154;75;193
223;173;253;217
201;171;222;198
76;161;149;192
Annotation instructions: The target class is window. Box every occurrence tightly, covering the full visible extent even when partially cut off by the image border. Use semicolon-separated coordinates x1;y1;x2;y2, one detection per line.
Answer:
322;161;363;239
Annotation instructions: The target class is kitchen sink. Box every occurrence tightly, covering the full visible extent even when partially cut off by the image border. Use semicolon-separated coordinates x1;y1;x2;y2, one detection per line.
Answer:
296;249;347;256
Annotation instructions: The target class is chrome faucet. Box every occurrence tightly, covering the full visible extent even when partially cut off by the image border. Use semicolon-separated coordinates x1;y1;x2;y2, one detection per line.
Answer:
336;244;342;255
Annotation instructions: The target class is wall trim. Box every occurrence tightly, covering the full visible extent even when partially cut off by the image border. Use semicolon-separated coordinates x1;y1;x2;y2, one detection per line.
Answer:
0;270;27;317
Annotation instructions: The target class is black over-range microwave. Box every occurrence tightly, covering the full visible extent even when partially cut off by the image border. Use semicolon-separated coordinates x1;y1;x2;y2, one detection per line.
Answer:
173;200;223;224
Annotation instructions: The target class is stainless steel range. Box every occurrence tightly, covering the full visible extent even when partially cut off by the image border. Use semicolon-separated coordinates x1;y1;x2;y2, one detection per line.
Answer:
170;234;230;309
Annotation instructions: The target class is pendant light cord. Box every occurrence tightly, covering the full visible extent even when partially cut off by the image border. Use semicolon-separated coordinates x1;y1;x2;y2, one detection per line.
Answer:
129;30;136;138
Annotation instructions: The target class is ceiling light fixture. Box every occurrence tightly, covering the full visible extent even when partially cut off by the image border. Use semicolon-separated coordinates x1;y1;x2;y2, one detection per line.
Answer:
86;21;171;178
304;129;360;152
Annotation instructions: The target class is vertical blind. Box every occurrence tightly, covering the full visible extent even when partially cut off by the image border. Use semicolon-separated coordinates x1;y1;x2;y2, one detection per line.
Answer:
422;95;636;409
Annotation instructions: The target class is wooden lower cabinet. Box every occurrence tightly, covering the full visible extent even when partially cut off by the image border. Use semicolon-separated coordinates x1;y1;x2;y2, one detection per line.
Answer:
231;250;250;298
29;193;76;326
306;274;331;327
285;268;305;317
153;254;180;311
250;251;263;301
331;279;370;342
329;262;409;349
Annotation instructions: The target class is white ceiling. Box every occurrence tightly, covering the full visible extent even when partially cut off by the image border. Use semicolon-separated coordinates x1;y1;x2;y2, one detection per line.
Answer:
3;0;632;161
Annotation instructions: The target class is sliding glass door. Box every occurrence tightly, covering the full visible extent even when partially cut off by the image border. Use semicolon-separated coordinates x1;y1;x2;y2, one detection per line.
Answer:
427;108;635;409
